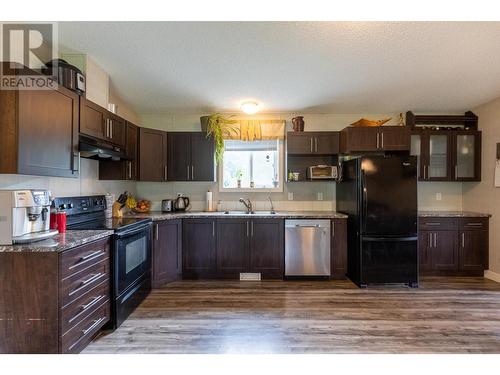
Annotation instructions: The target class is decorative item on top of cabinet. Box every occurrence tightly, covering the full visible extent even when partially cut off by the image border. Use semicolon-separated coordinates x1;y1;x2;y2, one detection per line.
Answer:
406;111;478;130
350;117;391;127
0;63;79;178
138;127;168;181
152;220;182;287
291;116;305;132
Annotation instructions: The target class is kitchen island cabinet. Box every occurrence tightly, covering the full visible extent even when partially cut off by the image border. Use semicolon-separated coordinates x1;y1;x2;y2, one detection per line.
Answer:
0;233;112;354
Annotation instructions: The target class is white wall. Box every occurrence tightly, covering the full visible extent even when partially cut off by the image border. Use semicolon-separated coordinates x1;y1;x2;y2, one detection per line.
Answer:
136;112;465;211
0;159;136;199
463;96;500;274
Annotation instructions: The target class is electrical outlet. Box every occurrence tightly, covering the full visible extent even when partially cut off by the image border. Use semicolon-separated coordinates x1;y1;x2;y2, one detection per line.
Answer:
288;192;294;201
436;193;442;201
317;192;323;201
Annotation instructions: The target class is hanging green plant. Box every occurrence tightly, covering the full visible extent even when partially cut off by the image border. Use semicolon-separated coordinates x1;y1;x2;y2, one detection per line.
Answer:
203;113;239;164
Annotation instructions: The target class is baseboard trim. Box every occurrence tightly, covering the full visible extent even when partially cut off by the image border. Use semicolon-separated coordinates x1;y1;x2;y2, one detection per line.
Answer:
484;270;500;283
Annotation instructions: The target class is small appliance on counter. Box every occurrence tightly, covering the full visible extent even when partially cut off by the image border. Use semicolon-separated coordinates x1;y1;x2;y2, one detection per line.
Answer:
174;194;190;212
307;165;338;180
0;190;58;245
161;199;175;212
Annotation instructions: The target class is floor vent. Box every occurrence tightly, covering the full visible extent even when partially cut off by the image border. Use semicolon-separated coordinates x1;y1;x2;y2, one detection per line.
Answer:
239;273;261;281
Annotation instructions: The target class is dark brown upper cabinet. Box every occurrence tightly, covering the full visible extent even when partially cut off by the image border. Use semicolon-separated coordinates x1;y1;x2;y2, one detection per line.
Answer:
80;97;126;149
340;126;409;153
287;132;339;155
410;129;481;182
138;127;168;181
167;132;215;182
99;122;138;180
0;81;80;178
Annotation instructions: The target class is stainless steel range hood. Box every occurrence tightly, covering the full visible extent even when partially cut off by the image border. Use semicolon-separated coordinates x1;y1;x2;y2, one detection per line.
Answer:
79;135;128;161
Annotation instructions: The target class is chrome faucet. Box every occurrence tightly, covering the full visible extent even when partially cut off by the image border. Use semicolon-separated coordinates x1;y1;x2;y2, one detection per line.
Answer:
239;198;253;213
268;196;276;214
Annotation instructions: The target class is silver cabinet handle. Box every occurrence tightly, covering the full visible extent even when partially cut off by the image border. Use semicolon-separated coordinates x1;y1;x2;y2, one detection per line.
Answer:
310;138;313;153
164;165;167;181
81;273;103;286
187;165;190;180
191;165;194;180
251;221;254;237
80;250;104;261
128;161;132;179
212;221;215;237
315;137;318;152
455;165;458;180
82;316;106;336
428;232;432;248
466;222;483;227
462;232;465;248
332;221;335;237
433;233;437;248
155;223;159;241
72;152;80;173
110;120;113;139
381;132;384;148
81;295;105;311
425;222;441;226
246;221;249;237
376;133;379;149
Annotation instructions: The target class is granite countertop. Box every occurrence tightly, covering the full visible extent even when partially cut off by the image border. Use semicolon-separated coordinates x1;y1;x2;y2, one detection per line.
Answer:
0;230;114;253
418;211;491;218
126;210;348;221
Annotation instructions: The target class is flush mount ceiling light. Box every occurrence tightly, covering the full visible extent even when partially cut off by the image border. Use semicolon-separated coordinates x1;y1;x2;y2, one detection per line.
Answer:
240;101;260;114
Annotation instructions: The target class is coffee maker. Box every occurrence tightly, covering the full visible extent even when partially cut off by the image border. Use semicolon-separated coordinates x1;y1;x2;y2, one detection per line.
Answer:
0;190;58;245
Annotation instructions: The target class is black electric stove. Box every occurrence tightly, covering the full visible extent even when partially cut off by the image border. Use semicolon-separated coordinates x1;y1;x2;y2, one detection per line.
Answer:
53;195;152;329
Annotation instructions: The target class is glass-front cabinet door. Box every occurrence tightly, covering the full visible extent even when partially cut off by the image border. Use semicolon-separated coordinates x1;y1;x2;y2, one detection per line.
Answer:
427;133;451;180
453;131;481;181
410;132;423;179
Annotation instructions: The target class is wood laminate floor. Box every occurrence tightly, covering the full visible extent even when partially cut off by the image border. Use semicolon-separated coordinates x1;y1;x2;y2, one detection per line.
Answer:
84;277;500;354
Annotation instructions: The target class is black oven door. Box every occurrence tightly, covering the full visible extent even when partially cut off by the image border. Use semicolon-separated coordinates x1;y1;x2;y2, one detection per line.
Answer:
114;223;152;296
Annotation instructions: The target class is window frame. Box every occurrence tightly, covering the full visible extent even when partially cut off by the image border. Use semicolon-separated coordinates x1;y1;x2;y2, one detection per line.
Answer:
218;140;284;193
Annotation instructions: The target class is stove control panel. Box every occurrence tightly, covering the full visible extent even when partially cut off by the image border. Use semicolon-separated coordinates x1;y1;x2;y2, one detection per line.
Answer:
53;195;107;215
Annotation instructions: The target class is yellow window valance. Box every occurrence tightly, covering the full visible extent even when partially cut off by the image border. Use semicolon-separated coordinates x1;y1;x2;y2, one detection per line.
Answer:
223;120;285;141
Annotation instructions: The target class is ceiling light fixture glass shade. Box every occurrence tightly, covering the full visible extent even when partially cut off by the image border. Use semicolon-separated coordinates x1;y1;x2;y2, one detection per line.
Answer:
240;101;260;114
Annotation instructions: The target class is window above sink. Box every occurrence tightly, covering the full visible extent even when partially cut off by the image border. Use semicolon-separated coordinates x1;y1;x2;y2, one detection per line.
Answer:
219;139;284;192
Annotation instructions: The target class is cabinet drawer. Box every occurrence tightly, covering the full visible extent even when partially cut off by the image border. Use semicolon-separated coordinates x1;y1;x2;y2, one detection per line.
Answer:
419;218;458;231
60;280;110;336
459;217;489;230
60;238;110;279
61;301;110;354
60;259;110;308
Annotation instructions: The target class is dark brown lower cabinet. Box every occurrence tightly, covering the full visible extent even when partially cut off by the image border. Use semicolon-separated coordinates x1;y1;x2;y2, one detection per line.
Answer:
249;219;284;278
183;218;284;279
182;219;217;278
152;220;182;288
419;216;488;276
331;218;347;279
0;237;111;354
216;219;249;277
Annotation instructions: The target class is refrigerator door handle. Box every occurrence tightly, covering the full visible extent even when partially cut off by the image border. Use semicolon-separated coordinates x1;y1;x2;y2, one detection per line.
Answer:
361;170;368;233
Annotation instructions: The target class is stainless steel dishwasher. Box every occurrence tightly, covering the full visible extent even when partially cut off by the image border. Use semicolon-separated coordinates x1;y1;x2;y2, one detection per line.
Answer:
285;219;331;276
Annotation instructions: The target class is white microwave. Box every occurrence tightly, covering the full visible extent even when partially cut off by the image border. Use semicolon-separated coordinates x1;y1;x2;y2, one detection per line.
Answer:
306;165;338;180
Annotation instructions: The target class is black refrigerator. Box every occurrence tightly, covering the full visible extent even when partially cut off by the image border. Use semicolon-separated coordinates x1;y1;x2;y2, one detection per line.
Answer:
336;155;418;287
